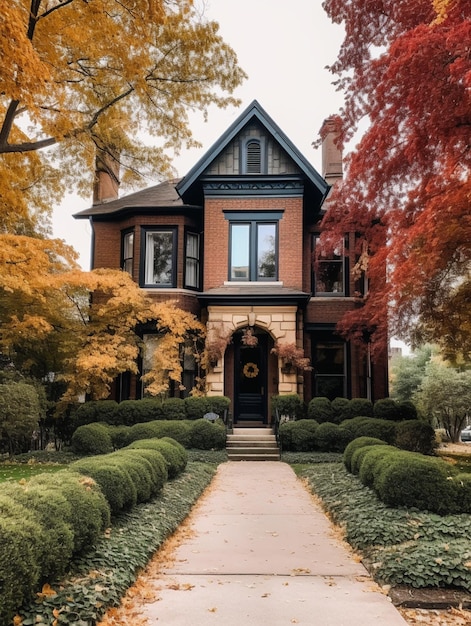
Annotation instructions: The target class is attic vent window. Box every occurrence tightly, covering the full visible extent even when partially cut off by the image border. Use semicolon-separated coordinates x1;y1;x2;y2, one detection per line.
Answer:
246;140;261;173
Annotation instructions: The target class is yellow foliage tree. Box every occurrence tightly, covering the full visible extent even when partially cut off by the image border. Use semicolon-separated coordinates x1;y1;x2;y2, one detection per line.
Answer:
0;0;246;231
0;239;206;407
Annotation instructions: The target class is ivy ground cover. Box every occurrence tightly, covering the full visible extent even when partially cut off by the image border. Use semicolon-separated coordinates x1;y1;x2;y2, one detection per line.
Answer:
297;462;471;591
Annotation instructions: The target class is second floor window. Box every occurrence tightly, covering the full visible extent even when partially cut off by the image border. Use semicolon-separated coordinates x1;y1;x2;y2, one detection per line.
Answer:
312;235;345;295
230;221;277;281
142;228;176;287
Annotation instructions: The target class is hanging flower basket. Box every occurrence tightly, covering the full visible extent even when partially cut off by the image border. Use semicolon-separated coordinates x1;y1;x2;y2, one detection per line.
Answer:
271;342;312;372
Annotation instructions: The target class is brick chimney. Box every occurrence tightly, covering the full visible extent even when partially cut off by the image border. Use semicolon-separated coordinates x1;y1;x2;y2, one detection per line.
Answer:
320;116;343;188
93;147;120;204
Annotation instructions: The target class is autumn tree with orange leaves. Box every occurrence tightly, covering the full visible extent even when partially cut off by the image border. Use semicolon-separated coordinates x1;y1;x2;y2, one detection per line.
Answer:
0;0;244;406
321;0;471;364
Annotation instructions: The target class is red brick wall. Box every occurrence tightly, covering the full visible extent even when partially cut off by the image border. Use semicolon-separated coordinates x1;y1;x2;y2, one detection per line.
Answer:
203;196;304;290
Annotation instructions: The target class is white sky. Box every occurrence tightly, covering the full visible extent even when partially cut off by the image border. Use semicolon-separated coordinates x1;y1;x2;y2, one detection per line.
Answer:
52;0;345;269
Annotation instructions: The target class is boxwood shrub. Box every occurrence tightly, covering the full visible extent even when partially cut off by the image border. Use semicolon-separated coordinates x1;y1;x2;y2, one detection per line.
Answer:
127;438;187;478
71;422;114;455
162;397;186;420
346;398;374;418
0;501;43;626
280;419;318;451
2;483;75;579
189;419;226;450
27;471;110;554
126;420;192;448
373;398;402;421
70;459;137;515
374;451;460;514
331;397;350;422
314;422;344;452
272;394;305;420
307;397;335;423
394;420;436;455
343;436;388;473
357;445;396;488
339;416;397;444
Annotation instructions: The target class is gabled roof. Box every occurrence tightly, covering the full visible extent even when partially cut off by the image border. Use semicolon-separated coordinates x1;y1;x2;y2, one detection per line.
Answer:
176;100;329;203
74;179;199;219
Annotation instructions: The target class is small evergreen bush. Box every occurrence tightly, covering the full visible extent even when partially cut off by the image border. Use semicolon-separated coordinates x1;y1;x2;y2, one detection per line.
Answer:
126;421;162;443
453;474;471;513
357;445;395;488
307;397;334;423
0;503;43;625
343;436;388;473
394;420;436;455
190;419;226;449
340;416;397;444
28;471;110;554
71;400;118;428
3;483;75;579
272;394;305;420
184;396;210;419
71;423;114;455
112;400;140;425
108;425;131;449
206;395;231;418
331;397;350;422
289;419;318;451
162;397;186;420
71;459;138;515
314;422;343;452
123;448;168;495
399;401;418;420
373;398;402;421
127;438;187;477
278;421;297;451
374;452;459;514
347;398;374;418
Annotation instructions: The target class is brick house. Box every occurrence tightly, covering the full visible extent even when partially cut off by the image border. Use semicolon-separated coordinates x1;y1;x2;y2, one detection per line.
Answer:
75;101;388;425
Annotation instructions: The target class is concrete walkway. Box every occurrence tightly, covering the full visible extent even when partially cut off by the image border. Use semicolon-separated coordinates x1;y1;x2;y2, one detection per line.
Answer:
142;462;408;625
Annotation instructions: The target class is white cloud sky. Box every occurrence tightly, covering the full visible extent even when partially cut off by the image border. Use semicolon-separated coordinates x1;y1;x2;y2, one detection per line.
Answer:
53;0;345;269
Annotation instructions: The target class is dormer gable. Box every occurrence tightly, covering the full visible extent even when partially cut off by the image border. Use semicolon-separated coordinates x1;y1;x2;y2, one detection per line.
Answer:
176;100;329;207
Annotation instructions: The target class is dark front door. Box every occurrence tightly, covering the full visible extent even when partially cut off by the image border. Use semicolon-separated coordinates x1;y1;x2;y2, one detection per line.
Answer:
235;332;267;423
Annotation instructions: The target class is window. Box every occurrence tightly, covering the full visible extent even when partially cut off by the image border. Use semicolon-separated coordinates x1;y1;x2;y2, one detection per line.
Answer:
122;231;134;276
312;235;345;295
142;228;176;287
230;221;277;281
185;232;200;289
313;340;346;399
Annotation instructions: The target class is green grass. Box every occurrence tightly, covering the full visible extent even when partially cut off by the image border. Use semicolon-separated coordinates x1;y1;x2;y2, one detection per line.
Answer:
0;462;67;483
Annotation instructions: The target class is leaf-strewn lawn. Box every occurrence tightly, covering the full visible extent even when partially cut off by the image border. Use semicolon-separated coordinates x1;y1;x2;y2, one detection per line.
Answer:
0;463;66;483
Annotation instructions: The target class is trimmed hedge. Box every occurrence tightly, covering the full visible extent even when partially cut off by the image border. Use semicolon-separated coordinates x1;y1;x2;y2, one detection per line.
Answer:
307;397;335;423
126;420;192;448
127;438;188;478
71;422;114;455
373;398;402;421
279;419;318;451
343;436;388;473
189;419;226;450
343;439;471;515
0;469;111;625
0;496;44;625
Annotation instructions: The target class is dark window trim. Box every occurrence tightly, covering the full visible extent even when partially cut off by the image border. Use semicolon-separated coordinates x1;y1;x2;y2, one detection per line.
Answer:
228;220;279;282
140;226;178;288
310;328;350;399
184;228;201;290
311;233;348;297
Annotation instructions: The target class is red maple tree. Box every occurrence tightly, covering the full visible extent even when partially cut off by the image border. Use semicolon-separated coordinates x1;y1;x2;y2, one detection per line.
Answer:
320;0;471;363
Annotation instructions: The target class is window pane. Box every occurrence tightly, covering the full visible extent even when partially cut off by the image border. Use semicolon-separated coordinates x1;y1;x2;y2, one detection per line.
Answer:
122;232;134;275
185;233;199;288
145;231;173;285
314;235;344;294
257;223;276;279
231;224;250;280
316;342;345;375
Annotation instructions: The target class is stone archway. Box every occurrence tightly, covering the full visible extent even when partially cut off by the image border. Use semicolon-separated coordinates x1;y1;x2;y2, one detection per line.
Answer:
205;305;301;402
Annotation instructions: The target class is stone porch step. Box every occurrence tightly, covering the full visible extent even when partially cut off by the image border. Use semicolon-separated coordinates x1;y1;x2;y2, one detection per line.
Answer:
226;428;280;461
